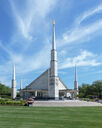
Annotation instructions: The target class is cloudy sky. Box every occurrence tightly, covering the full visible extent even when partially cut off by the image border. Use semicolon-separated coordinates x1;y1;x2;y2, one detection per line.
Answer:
0;0;102;89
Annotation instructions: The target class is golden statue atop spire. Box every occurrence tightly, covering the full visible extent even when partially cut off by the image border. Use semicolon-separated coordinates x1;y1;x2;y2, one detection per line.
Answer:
53;19;55;25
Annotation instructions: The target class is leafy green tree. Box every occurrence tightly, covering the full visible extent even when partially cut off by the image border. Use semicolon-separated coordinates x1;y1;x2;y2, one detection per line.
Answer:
79;80;102;99
0;83;11;98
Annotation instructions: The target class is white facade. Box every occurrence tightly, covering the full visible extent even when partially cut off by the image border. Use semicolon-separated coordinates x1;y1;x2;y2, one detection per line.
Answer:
20;20;78;100
22;69;67;99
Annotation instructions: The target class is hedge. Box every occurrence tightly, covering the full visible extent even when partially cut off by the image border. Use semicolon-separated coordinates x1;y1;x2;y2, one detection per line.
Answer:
0;99;25;106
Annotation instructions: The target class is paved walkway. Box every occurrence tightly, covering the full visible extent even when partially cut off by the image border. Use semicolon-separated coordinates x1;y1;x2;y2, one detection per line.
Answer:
32;100;102;107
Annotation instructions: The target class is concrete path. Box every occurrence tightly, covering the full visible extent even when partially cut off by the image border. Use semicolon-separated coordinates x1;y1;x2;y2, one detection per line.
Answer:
32;100;102;107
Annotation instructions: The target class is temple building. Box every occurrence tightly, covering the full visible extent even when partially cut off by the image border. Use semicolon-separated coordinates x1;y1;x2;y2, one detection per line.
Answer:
18;20;78;100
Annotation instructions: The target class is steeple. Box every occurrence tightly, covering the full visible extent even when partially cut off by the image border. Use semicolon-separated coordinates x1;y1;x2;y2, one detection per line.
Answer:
74;65;78;89
50;19;58;77
75;65;77;82
74;65;79;96
49;19;59;99
52;19;56;50
20;80;22;90
13;64;15;80
11;64;16;99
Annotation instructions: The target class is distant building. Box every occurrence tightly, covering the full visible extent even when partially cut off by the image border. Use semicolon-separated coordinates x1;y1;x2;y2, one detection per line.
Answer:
20;20;78;100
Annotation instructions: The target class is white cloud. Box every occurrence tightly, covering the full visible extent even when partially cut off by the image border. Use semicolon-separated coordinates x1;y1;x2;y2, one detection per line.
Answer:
76;5;102;25
0;0;58;86
1;0;57;81
59;50;67;56
1;1;102;87
0;42;51;87
9;0;58;40
57;4;102;47
8;0;57;72
59;50;101;69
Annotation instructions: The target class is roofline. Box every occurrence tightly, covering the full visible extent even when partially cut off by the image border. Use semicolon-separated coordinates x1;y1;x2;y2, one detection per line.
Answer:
58;77;68;89
23;69;49;89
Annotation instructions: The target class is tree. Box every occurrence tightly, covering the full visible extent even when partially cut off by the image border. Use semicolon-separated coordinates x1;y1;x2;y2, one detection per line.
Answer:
78;80;102;99
0;83;11;98
92;80;102;98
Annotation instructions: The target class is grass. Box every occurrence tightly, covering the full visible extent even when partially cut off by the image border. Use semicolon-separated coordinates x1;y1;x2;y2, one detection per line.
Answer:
0;106;102;128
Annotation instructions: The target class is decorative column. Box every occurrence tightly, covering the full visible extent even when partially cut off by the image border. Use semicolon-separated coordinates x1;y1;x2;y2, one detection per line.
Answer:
11;65;16;99
35;90;37;97
74;65;79;98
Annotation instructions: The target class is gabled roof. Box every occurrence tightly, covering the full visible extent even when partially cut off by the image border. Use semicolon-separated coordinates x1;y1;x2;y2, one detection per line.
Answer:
23;68;68;90
59;77;68;89
25;69;49;89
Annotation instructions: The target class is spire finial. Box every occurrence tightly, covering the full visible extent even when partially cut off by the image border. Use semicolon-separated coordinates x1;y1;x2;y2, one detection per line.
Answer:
52;19;56;50
53;19;55;25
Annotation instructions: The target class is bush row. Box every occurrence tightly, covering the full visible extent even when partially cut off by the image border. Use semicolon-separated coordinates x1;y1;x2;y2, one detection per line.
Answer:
0;99;25;106
80;98;97;102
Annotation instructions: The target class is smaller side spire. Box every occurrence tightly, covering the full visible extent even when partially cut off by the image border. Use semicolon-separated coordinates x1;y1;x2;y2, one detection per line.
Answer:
20;80;22;90
75;64;77;82
11;64;16;99
74;64;78;90
74;65;79;97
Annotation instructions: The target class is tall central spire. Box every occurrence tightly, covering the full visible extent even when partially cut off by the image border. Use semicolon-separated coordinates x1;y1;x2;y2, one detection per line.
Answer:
52;19;56;50
50;19;58;77
49;19;59;99
13;64;15;80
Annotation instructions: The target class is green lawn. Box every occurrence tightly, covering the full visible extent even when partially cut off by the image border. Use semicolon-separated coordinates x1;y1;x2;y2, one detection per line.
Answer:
0;106;102;128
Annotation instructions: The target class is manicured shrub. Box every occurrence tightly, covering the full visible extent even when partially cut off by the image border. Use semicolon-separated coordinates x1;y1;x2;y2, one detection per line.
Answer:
0;99;25;106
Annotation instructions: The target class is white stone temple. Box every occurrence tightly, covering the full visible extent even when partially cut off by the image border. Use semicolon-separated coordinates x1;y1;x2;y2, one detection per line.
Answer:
19;20;79;100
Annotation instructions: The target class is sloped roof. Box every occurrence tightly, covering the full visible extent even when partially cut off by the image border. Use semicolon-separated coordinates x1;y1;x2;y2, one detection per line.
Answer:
23;68;68;90
59;77;68;89
26;69;49;89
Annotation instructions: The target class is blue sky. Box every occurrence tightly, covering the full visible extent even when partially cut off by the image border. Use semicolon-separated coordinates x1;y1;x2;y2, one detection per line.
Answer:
0;0;102;89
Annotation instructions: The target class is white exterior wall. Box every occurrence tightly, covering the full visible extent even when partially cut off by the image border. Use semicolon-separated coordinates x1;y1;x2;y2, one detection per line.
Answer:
21;68;68;99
